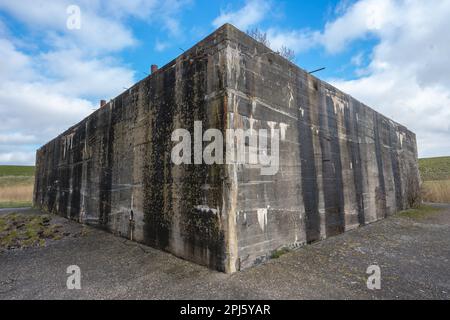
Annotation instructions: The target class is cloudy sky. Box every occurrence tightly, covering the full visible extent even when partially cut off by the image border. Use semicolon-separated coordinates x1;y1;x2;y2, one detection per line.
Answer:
0;0;449;165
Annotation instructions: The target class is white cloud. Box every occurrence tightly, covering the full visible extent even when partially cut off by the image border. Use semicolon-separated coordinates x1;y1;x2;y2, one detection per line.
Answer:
101;0;190;37
212;0;450;157
0;133;37;144
0;39;36;82
0;151;36;165
319;0;397;54
0;81;94;128
0;34;125;164
0;0;135;53
0;80;95;145
38;49;135;98
350;52;364;66
2;0;449;164
99;0;160;19
266;28;319;53
326;0;450;157
212;1;318;54
261;0;396;55
155;39;170;52
213;0;271;30
0;0;189;164
0;0;189;52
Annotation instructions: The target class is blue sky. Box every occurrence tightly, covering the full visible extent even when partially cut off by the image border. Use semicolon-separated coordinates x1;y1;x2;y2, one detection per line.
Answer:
1;0;450;164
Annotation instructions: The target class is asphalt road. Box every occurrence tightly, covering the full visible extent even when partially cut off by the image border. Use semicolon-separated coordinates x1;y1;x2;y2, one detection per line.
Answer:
1;204;449;300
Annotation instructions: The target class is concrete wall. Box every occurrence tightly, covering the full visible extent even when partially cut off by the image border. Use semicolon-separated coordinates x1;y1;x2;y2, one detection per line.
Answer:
34;24;420;273
34;26;231;271
222;26;420;271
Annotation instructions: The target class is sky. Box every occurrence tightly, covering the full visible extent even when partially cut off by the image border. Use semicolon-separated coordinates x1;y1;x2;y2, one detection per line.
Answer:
0;0;449;165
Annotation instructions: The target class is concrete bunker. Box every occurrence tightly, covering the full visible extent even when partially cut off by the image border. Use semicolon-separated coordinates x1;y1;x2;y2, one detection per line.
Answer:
34;24;420;273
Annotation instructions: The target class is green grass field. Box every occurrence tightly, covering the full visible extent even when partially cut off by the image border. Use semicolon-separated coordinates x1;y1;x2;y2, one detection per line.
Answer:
419;156;450;181
0;166;35;208
0;165;35;177
419;157;450;203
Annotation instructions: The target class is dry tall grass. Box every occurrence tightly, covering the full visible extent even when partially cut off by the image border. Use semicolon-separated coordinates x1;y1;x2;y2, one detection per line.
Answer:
0;185;34;202
422;180;450;203
0;176;34;206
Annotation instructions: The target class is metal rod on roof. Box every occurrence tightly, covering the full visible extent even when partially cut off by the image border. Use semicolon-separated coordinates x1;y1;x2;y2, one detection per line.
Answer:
308;67;326;74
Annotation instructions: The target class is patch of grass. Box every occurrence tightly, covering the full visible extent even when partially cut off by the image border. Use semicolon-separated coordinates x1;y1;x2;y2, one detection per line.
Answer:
271;247;292;259
0;171;34;207
418;157;450;204
419;156;450;181
0;213;62;250
0;176;34;187
0;166;35;177
0;184;34;203
398;205;442;219
0;201;33;209
421;180;450;204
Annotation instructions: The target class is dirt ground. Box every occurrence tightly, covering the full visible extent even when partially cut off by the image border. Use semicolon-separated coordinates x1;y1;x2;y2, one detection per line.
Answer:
0;204;449;300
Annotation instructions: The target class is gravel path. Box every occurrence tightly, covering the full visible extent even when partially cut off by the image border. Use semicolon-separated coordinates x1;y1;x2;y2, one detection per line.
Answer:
1;204;449;300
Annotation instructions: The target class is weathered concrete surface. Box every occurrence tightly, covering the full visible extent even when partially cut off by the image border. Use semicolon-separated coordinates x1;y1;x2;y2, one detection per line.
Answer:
34;24;420;272
35;25;230;271
0;205;449;299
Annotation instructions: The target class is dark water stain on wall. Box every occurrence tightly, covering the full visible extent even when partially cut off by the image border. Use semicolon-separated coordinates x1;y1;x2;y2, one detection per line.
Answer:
142;69;175;250
389;125;404;211
320;95;345;237
346;99;365;226
373;113;387;219
298;81;320;243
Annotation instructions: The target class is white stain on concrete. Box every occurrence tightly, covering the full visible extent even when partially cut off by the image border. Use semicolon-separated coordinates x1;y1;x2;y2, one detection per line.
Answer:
195;205;219;215
267;121;277;138
299;107;305;117
226;46;242;90
257;208;268;231
279;123;289;141
249;115;255;133
331;95;346;114
397;131;405;147
287;83;294;108
251;99;257;113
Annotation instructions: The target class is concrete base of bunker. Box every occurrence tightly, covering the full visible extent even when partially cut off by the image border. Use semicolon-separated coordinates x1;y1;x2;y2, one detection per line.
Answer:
34;24;420;273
